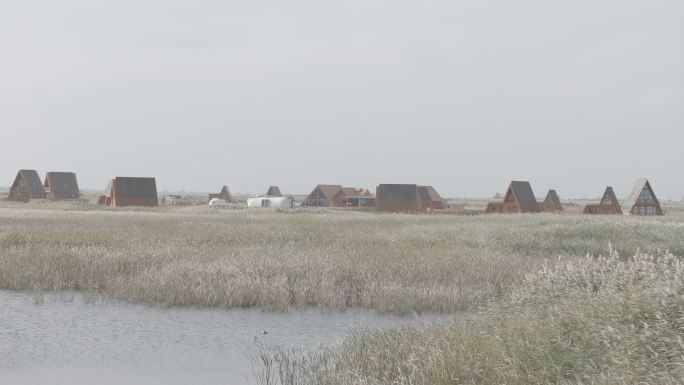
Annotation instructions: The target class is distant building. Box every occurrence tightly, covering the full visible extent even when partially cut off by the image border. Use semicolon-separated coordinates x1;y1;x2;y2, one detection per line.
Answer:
44;172;80;200
301;184;371;208
375;184;447;212
104;177;158;207
208;185;232;203
485;181;541;214
540;189;563;212
8;169;46;202
623;178;663;216
583;186;622;215
247;196;294;209
160;194;183;206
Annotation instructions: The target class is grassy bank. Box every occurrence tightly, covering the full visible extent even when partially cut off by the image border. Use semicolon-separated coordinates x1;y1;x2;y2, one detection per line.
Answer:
256;250;684;384
1;202;684;312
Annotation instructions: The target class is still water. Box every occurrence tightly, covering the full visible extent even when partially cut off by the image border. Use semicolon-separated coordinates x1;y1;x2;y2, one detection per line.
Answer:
0;291;456;385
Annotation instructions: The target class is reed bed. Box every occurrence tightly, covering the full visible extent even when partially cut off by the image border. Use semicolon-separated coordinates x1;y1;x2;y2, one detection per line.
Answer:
1;201;683;313
256;250;684;384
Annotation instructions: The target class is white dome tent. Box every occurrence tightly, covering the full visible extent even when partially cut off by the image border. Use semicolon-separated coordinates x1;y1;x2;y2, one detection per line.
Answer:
247;196;294;209
208;198;229;206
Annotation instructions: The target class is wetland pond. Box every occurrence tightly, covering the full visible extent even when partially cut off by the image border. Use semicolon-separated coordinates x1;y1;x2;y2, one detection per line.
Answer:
0;290;458;385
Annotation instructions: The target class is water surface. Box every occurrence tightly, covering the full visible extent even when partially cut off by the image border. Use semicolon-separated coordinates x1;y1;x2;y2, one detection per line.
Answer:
0;291;457;385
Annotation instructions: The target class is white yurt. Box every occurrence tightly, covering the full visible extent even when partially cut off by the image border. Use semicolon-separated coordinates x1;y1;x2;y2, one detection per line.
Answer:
247;196;294;209
208;198;229;206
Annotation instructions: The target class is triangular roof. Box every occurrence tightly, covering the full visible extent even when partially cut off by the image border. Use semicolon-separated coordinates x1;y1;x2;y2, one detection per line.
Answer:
219;185;232;200
209;185;232;202
422;185;445;202
503;181;540;213
624;178;662;214
418;185;447;209
317;185;344;200
599;186;620;207
44;172;80;200
266;186;282;197
543;189;563;211
375;184;446;211
376;184;418;201
9;169;46;200
300;184;343;207
113;177;158;198
102;177;158;207
302;184;370;207
341;187;371;197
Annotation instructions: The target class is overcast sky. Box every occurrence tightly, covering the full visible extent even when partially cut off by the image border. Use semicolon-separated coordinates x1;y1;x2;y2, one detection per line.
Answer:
1;0;682;199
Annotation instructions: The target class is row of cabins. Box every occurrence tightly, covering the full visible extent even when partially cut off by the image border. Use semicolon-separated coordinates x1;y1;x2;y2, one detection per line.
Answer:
298;183;449;212
7;170;80;202
207;185;282;204
485;179;663;216
5;169;665;216
5;169;158;207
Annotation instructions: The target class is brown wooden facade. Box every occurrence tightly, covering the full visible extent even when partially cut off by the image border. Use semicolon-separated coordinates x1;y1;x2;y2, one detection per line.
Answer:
485;181;541;214
8;169;46;202
583;186;622;215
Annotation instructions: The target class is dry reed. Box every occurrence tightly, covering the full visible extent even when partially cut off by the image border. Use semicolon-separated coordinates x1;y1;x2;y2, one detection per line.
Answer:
256;250;684;384
1;201;683;313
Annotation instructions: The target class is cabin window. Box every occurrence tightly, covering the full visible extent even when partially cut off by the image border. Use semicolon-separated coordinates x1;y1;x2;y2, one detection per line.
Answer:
638;189;655;204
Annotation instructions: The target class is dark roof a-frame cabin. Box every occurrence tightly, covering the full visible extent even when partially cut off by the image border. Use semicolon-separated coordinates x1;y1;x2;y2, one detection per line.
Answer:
485;181;540;214
44;172;80;200
8;169;46;202
375;184;447;212
583;186;622;215
209;185;232;203
540;189;563;212
105;177;158;207
623;178;663;216
265;186;282;197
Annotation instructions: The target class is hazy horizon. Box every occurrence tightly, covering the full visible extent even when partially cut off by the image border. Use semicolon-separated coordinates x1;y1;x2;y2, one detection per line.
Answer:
2;1;682;199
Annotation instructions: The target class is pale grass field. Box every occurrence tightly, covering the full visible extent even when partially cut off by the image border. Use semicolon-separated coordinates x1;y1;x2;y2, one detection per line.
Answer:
1;201;684;314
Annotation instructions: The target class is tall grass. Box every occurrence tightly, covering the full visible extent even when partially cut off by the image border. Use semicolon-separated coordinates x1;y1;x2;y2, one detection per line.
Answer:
257;250;684;384
1;202;684;312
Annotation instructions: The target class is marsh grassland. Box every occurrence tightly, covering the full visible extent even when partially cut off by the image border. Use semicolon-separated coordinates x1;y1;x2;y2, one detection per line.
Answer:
258;251;684;385
1;201;684;384
1;202;684;313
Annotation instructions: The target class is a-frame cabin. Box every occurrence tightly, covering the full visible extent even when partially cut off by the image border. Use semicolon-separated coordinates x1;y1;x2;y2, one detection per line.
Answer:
540;189;563;212
583;186;622;214
44;172;80;200
623;179;663;216
485;181;541;214
208;185;232;203
105;177;159;207
8;169;46;202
